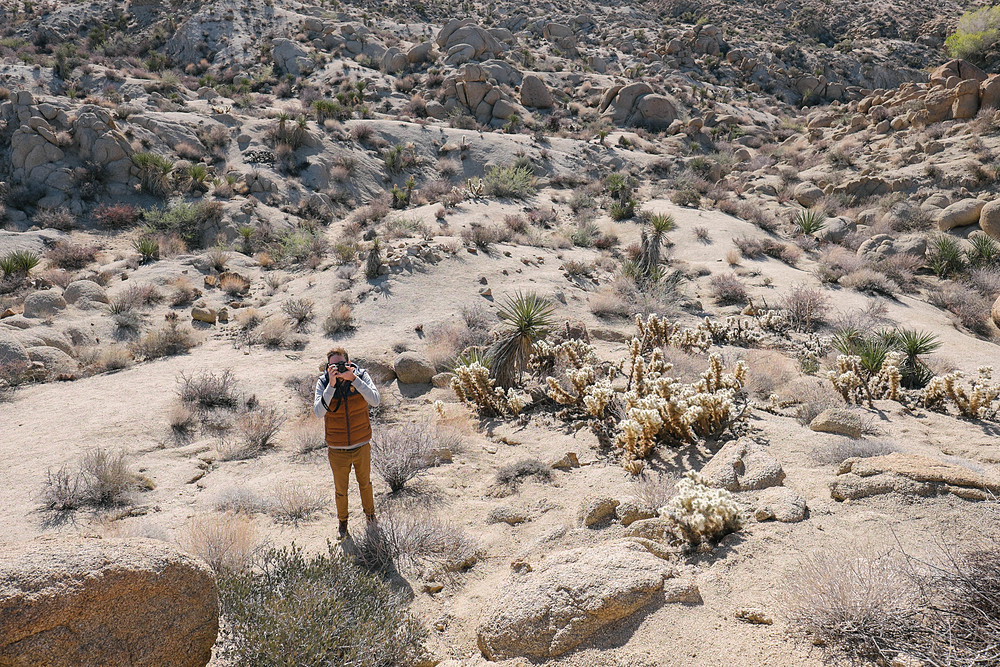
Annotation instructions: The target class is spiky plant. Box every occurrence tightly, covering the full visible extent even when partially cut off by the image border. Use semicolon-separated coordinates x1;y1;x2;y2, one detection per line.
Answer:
131;152;174;197
792;209;826;235
365;238;382;280
0;249;40;278
966;233;1000;268
487;292;555;389
133;236;160;264
884;328;941;389
927;234;967;278
637;211;675;279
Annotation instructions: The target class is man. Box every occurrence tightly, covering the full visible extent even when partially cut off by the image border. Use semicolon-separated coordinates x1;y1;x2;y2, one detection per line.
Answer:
313;346;380;537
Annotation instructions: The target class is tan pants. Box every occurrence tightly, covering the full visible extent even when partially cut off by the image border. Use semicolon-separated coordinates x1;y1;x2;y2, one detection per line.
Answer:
327;443;375;522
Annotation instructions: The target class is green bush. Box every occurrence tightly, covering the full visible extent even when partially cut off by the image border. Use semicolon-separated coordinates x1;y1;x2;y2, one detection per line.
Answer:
143;201;223;248
217;544;426;667
131;152;174;197
0;249;40;278
946;7;1000;61
482;164;536;199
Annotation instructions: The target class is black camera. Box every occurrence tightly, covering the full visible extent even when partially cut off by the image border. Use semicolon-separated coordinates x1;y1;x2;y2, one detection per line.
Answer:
332;361;349;373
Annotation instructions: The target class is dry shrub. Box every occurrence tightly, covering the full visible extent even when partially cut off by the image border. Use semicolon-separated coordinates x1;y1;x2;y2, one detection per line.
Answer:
183;513;265;573
267;483;328;524
816;246;863;283
217;404;286;460
743;349;798;400
288;417;325;453
167;403;197;440
178;369;244;411
323;302;354;335
281;297;314;329
353;510;481;575
930;282;996;337
840;269;899;297
589;288;632;318
782;544;920;663
220;272;251;295
811;437;900;465
131;314;197;360
35;207;76;231
719;199;778;232
41;447;140;511
370;421;436;493
781;285;830;332
169;276;201;306
495;458;552;490
78;344;132;374
45;242;99;270
633;473;678;512
780;377;843;424
709;273;748;305
259;317;293;348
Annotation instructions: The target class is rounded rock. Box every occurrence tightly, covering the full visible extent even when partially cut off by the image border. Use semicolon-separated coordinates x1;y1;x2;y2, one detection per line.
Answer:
392;351;435;384
979;199;1000;241
22;290;67;318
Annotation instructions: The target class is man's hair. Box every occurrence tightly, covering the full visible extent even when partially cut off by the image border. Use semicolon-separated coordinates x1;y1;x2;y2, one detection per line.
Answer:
326;346;349;362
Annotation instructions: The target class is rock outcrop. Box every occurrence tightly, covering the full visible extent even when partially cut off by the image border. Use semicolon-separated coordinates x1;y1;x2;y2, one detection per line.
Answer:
477;540;690;659
0;538;219;667
436;19;503;66
599;83;677;130
700;437;785;491
831;453;1000;501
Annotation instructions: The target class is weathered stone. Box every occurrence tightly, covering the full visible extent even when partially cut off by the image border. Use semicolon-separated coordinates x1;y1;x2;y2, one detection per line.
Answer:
616;500;657;526
981;75;1000;110
520;74;553;108
487;506;529;525
992;294;1000;331
431;372;454;388
191;307;217;324
272;38;311;76
578;496;619;527
754;487;807;523
979;200;1000;241
793;182;824;208
701;437;785;491
22;290;67;318
0;333;31;366
810;408;863;439
26;346;77;374
476;540;676;660
831;453;1000;501
936;198;985;231
0;538;218;667
393;351;435;384
63;280;108;308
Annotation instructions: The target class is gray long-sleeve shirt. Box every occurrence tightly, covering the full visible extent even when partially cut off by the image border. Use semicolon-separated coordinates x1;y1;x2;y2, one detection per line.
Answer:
313;367;380;420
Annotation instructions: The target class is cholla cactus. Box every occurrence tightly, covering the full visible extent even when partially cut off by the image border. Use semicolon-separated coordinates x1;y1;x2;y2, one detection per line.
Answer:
542;340;614;418
699;316;765;348
921;367;1000;418
660;471;742;544
617;353;747;473
530;339;598;374
450;362;531;417
825;352;902;406
634;314;712;354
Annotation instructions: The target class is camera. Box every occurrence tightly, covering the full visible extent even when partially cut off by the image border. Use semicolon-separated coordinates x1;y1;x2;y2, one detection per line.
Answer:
332;361;349;373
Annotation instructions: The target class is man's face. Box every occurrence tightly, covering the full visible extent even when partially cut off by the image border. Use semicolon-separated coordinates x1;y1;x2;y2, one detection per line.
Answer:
328;354;347;377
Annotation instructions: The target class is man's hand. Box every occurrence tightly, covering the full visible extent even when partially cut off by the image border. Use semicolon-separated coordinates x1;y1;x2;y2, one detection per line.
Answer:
338;370;357;382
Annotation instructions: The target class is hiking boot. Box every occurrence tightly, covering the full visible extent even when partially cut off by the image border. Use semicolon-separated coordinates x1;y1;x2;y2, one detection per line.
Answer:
338;520;349;537
366;513;377;525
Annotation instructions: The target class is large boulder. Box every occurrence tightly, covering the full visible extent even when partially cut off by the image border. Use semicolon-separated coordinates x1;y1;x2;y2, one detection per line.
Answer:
26;345;77;374
700;437;785;491
0;333;31;366
931;59;987;85
981;75;1000;110
993;294;1000;331
979;200;1000;241
0;538;218;666
936;198;985;231
810;408;863;439
272;38;311;76
520;74;553;109
831;453;1000;501
476;540;688;659
793;182;824;208
22;290;67;319
393;351;435;384
599;83;676;129
63;280;108;308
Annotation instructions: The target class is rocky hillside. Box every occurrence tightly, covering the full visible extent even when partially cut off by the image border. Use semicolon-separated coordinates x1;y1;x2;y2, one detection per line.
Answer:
1;0;1000;666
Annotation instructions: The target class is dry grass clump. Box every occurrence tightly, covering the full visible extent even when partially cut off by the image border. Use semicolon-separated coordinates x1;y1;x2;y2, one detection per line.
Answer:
633;472;679;512
267;483;328;524
840;268;900;297
352;509;482;575
289;418;326;453
425;304;494;370
784;378;843;424
183;512;265;574
929;282;996;338
219;272;251;296
77;344;132;374
214;486;268;514
35;207;77;231
258;317;295;348
743;349;799;401
708;273;747;305
733;235;800;264
169;276;201;306
719;199;778;232
281;297;314;330
811;437;900;465
41;447;144;511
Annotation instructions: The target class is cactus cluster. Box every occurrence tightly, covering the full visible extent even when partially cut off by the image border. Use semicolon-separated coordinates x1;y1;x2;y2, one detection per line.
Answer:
450;362;531;417
921;367;1000;419
660;471;742;544
826;352;901;406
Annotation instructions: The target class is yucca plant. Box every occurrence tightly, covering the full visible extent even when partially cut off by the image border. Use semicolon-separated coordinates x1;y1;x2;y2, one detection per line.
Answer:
927;234;967;278
487;291;555;389
449;346;490;371
131;152;174;197
0;249;40;278
966;233;1000;268
636;211;675;280
792;208;826;235
365;238;382;280
882;328;941;389
133;236;160;264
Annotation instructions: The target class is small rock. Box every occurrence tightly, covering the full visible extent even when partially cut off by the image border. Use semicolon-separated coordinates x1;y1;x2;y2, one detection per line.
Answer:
578;496;620;527
754;487;807;523
191;307;217;324
487;506;529;525
735;607;773;624
392;352;435;384
701;437;785;491
431;372;454;388
479;287;492;297
550;452;580;470
793;182;824;208
662;577;701;604
616;500;657;527
810;408;863;439
422;582;444;594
